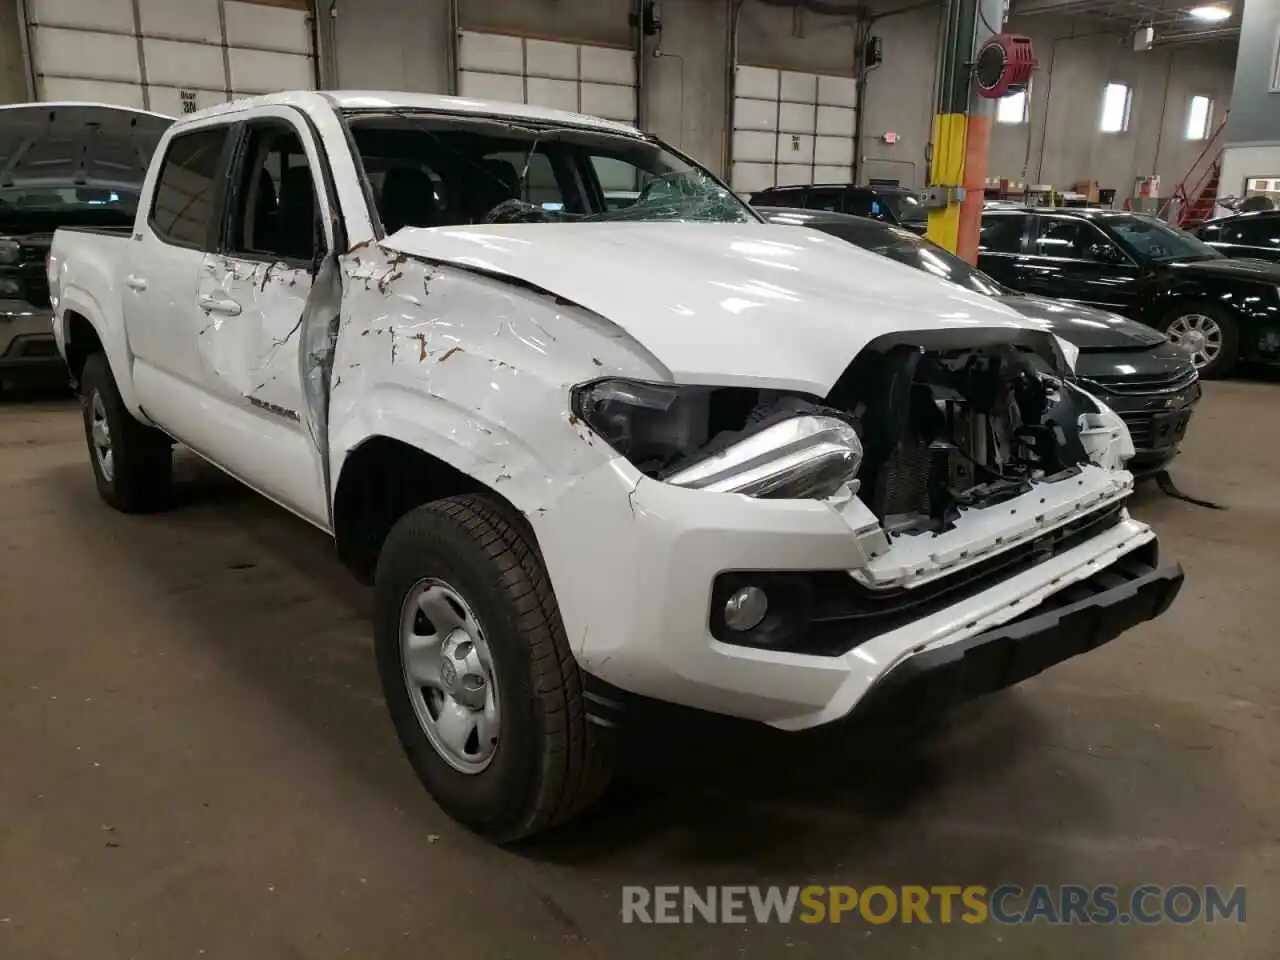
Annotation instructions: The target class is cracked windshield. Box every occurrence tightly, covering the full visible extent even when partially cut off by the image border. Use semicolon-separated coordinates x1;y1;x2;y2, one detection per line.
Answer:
344;111;756;229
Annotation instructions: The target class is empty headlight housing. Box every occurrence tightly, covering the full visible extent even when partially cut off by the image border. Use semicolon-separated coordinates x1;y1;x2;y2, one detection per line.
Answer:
571;378;863;500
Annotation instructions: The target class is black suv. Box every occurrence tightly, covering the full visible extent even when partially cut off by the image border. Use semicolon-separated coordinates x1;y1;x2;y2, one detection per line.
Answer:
977;206;1280;377
749;183;927;233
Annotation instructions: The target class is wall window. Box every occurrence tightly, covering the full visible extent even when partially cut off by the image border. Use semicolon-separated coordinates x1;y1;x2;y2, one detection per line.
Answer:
1100;82;1131;133
1186;96;1214;139
1271;27;1280;92
996;86;1029;124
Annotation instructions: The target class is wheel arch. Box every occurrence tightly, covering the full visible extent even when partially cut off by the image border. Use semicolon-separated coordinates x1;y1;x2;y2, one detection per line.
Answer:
332;435;539;584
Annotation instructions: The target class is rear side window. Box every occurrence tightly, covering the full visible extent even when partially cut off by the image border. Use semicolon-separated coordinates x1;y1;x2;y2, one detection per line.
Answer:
979;214;1027;253
805;188;844;212
149;127;228;249
1225;217;1280;248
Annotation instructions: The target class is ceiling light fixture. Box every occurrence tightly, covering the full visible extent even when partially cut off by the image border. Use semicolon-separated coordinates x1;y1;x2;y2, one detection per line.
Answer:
1188;5;1232;22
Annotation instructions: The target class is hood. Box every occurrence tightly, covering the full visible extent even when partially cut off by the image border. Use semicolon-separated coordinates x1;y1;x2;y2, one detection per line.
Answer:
382;222;1041;394
0;102;171;191
994;293;1168;350
1160;256;1280;283
1072;336;1196;386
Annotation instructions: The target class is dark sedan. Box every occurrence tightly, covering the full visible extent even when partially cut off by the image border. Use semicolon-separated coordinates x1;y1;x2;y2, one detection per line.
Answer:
758;207;1200;475
976;206;1280;378
1193;210;1280;262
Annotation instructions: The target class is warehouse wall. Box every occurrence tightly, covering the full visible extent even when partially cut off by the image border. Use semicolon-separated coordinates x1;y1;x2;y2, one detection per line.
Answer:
1222;0;1280;145
324;0;1235;197
987;17;1236;197
0;0;30;101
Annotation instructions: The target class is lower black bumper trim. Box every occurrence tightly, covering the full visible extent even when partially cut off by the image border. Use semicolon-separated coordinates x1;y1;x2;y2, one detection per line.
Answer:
856;542;1183;716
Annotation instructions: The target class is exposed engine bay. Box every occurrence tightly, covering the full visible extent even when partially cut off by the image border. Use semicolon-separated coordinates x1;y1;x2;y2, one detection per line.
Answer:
573;330;1108;536
827;336;1093;535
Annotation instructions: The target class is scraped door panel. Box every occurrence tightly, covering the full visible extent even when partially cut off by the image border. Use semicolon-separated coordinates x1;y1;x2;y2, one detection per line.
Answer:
192;257;327;527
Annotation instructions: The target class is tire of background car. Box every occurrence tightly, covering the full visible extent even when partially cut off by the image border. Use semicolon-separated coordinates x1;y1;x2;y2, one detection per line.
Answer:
373;494;615;842
79;352;174;513
1159;302;1239;379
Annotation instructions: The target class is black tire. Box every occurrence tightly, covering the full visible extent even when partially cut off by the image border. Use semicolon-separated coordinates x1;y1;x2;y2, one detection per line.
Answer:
1160;303;1239;379
373;494;614;842
79;352;173;513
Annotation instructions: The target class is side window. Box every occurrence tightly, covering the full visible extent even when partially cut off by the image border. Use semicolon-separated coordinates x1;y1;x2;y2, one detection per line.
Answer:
149;127;228;249
227;121;321;263
1197;221;1222;242
1230;217;1280;247
806;188;843;212
1034;215;1117;261
979;215;1027;254
844;192;874;217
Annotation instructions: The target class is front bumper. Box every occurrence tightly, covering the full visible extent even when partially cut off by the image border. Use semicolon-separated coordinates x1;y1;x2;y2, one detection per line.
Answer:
855;543;1182;718
535;458;1170;731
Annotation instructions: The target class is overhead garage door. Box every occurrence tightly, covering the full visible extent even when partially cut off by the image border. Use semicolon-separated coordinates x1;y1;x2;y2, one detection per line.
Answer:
730;65;858;194
24;0;315;116
456;31;636;126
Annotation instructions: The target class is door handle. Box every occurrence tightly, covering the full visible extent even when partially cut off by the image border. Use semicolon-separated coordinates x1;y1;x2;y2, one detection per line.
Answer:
197;294;242;316
125;275;147;291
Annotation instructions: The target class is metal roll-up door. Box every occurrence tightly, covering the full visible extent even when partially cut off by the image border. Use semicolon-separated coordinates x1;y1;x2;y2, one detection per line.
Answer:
731;65;857;193
23;0;316;115
456;30;637;125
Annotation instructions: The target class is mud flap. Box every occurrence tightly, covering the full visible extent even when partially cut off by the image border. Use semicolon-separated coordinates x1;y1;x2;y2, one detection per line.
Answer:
297;252;344;526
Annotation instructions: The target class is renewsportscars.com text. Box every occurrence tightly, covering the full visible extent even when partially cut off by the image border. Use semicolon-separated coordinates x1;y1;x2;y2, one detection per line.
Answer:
620;884;1246;925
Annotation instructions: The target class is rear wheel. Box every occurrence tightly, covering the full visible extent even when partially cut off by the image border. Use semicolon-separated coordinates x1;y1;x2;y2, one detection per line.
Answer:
1162;304;1238;379
373;495;614;842
79;352;173;512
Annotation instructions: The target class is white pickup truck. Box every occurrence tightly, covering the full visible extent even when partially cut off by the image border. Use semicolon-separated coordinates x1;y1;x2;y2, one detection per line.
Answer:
49;90;1183;842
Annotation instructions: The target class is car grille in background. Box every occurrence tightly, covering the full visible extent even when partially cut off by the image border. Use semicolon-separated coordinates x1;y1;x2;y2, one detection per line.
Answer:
1122;413;1154;449
1083;366;1198;396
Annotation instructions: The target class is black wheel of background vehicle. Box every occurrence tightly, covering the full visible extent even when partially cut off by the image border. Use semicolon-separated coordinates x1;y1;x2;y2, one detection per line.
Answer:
373;494;614;842
79;352;174;513
1160;304;1238;379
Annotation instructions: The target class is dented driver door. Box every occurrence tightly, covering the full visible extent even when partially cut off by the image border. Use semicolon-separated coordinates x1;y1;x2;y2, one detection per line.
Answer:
191;110;334;528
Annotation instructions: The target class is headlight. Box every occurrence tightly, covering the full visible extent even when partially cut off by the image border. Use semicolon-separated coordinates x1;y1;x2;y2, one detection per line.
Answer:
0;239;21;265
0;277;19;297
665;414;863;498
571;378;863;500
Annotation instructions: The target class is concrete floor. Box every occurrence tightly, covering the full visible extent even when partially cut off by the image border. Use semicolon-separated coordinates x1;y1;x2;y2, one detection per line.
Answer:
0;381;1277;960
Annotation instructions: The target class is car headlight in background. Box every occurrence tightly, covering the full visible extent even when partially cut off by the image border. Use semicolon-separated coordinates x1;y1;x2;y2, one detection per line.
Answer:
0;277;20;297
571;378;863;500
0;239;21;265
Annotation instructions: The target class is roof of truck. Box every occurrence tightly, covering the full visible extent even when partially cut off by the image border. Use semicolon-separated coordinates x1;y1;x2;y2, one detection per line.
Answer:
182;90;643;139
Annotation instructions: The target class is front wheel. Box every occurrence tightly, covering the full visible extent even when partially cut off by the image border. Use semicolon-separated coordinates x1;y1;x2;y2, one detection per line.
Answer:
373;495;614;842
1161;305;1238;379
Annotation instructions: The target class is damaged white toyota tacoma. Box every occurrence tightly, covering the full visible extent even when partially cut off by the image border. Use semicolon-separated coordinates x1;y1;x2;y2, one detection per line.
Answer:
48;91;1184;842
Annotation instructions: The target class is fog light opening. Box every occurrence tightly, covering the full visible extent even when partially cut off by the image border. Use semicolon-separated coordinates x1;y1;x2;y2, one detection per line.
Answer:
724;586;768;632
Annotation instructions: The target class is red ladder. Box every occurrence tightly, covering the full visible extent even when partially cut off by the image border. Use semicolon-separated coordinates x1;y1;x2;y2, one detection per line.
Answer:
1159;112;1229;228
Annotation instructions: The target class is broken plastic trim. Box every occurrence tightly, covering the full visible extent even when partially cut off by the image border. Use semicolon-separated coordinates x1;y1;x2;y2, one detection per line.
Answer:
298;250;344;526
